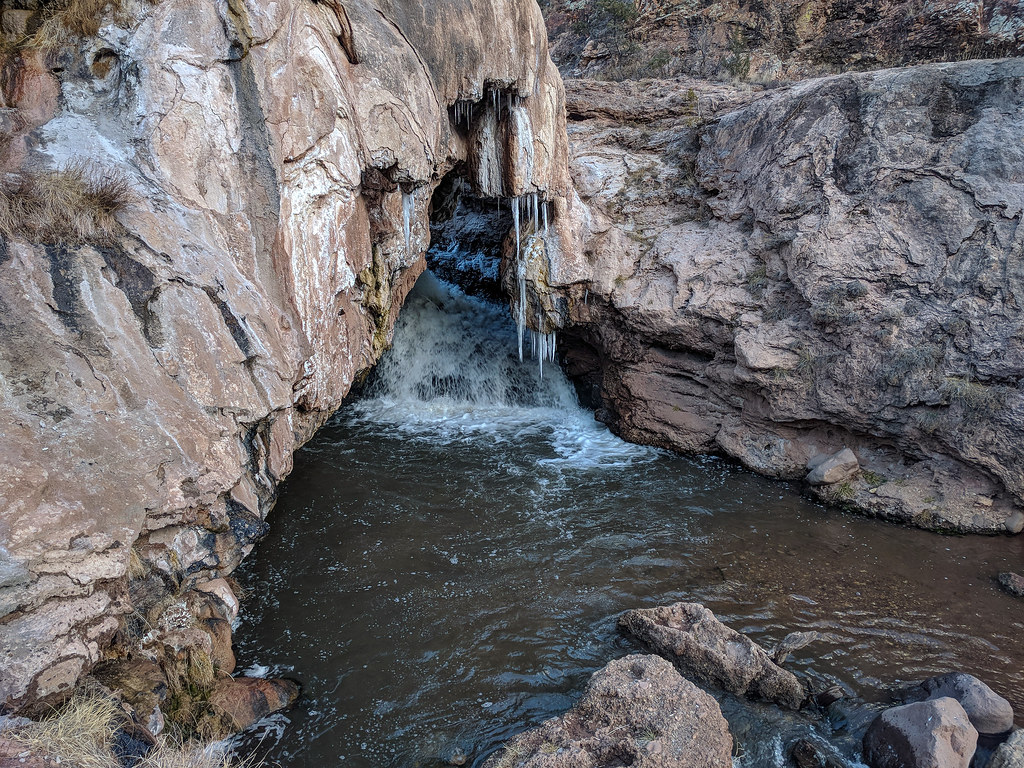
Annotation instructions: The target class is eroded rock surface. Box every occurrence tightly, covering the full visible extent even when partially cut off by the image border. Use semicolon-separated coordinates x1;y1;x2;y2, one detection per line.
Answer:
552;60;1024;533
480;653;733;768
0;0;572;709
618;602;805;709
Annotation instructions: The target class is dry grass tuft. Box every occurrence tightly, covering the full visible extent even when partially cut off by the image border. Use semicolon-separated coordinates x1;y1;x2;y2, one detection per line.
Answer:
10;692;120;768
0;161;134;244
28;0;134;50
9;690;257;768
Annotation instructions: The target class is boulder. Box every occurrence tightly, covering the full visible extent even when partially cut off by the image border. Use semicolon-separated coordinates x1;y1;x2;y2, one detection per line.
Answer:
208;677;299;731
806;449;860;486
987;729;1024;768
481;654;732;768
899;673;1013;736
200;617;236;675
998;573;1024;599
863;698;978;768
619;603;805;709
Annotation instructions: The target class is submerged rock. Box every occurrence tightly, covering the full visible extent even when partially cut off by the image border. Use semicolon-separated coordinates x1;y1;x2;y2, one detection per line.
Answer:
481;654;732;768
863;698;978;768
897;673;1013;736
998;573;1024;599
790;738;845;768
618;603;805;709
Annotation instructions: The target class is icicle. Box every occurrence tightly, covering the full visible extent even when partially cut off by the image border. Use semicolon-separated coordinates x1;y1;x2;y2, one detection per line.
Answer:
469;101;473;124
531;192;538;231
402;189;414;257
542;200;549;236
492;89;497;112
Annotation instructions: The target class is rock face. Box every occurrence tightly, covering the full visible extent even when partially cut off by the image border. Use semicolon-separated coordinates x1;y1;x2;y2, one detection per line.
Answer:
898;673;1014;736
544;0;1024;83
863;698;979;768
618;603;805;709
480;653;733;768
550;59;1024;534
0;0;572;709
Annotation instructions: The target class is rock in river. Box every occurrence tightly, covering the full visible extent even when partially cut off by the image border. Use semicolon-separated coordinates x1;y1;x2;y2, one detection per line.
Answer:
898;673;1013;736
618;602;805;709
481;654;732;768
863;698;978;768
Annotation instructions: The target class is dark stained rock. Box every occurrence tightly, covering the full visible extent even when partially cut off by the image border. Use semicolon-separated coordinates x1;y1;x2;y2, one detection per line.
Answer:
863;698;978;768
208;677;300;731
480;654;732;768
619;602;805;709
998;572;1024;599
91;658;168;736
898;673;1013;736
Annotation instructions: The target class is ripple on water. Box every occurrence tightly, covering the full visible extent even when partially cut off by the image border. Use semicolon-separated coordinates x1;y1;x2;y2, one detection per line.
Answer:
231;271;1024;768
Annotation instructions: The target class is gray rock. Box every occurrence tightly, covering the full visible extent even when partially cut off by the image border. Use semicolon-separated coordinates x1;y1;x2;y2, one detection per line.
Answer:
863;698;978;768
480;654;733;768
998;572;1024;599
806;449;860;486
791;738;844;768
772;631;823;665
900;673;1013;736
618;602;805;710
987;729;1024;768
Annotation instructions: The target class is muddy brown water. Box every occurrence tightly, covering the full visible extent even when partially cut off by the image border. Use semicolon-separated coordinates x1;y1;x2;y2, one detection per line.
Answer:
232;272;1024;768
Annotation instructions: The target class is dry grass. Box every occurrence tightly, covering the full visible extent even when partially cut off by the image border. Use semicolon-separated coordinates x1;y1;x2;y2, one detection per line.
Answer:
0;161;134;244
26;0;140;51
9;690;254;768
11;693;120;768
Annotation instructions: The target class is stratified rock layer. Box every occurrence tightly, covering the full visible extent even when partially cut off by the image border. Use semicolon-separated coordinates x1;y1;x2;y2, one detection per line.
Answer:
553;59;1024;533
480;654;733;768
0;0;572;708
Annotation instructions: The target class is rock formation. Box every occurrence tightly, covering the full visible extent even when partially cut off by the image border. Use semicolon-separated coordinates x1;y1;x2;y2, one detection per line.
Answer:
0;0;572;709
544;0;1024;83
618;602;806;709
480;653;733;768
547;59;1024;533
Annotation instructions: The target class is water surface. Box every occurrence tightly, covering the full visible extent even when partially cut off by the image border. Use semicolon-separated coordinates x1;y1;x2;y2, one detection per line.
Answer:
233;273;1024;768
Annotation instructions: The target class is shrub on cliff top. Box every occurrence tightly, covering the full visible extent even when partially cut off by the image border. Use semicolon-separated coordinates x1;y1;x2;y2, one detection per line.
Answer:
0;161;133;245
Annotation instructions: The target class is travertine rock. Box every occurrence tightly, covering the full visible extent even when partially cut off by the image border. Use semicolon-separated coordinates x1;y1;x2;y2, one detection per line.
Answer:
0;0;572;709
480;654;733;768
554;60;1024;534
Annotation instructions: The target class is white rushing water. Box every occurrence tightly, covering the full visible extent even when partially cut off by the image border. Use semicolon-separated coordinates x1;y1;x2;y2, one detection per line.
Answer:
350;270;655;468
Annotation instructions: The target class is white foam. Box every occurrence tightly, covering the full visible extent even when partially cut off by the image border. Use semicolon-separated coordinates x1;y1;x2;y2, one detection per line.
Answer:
351;271;656;469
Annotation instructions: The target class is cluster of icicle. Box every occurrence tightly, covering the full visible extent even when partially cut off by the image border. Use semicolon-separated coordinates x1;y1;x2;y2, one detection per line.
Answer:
453;89;524;128
509;192;556;377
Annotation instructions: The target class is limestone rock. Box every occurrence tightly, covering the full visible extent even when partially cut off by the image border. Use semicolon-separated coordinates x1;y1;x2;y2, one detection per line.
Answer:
863;698;978;768
998;573;1024;599
898;673;1013;736
208;677;300;731
480;654;732;768
618;603;805;710
987;729;1024;768
554;60;1024;534
806;449;860;486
